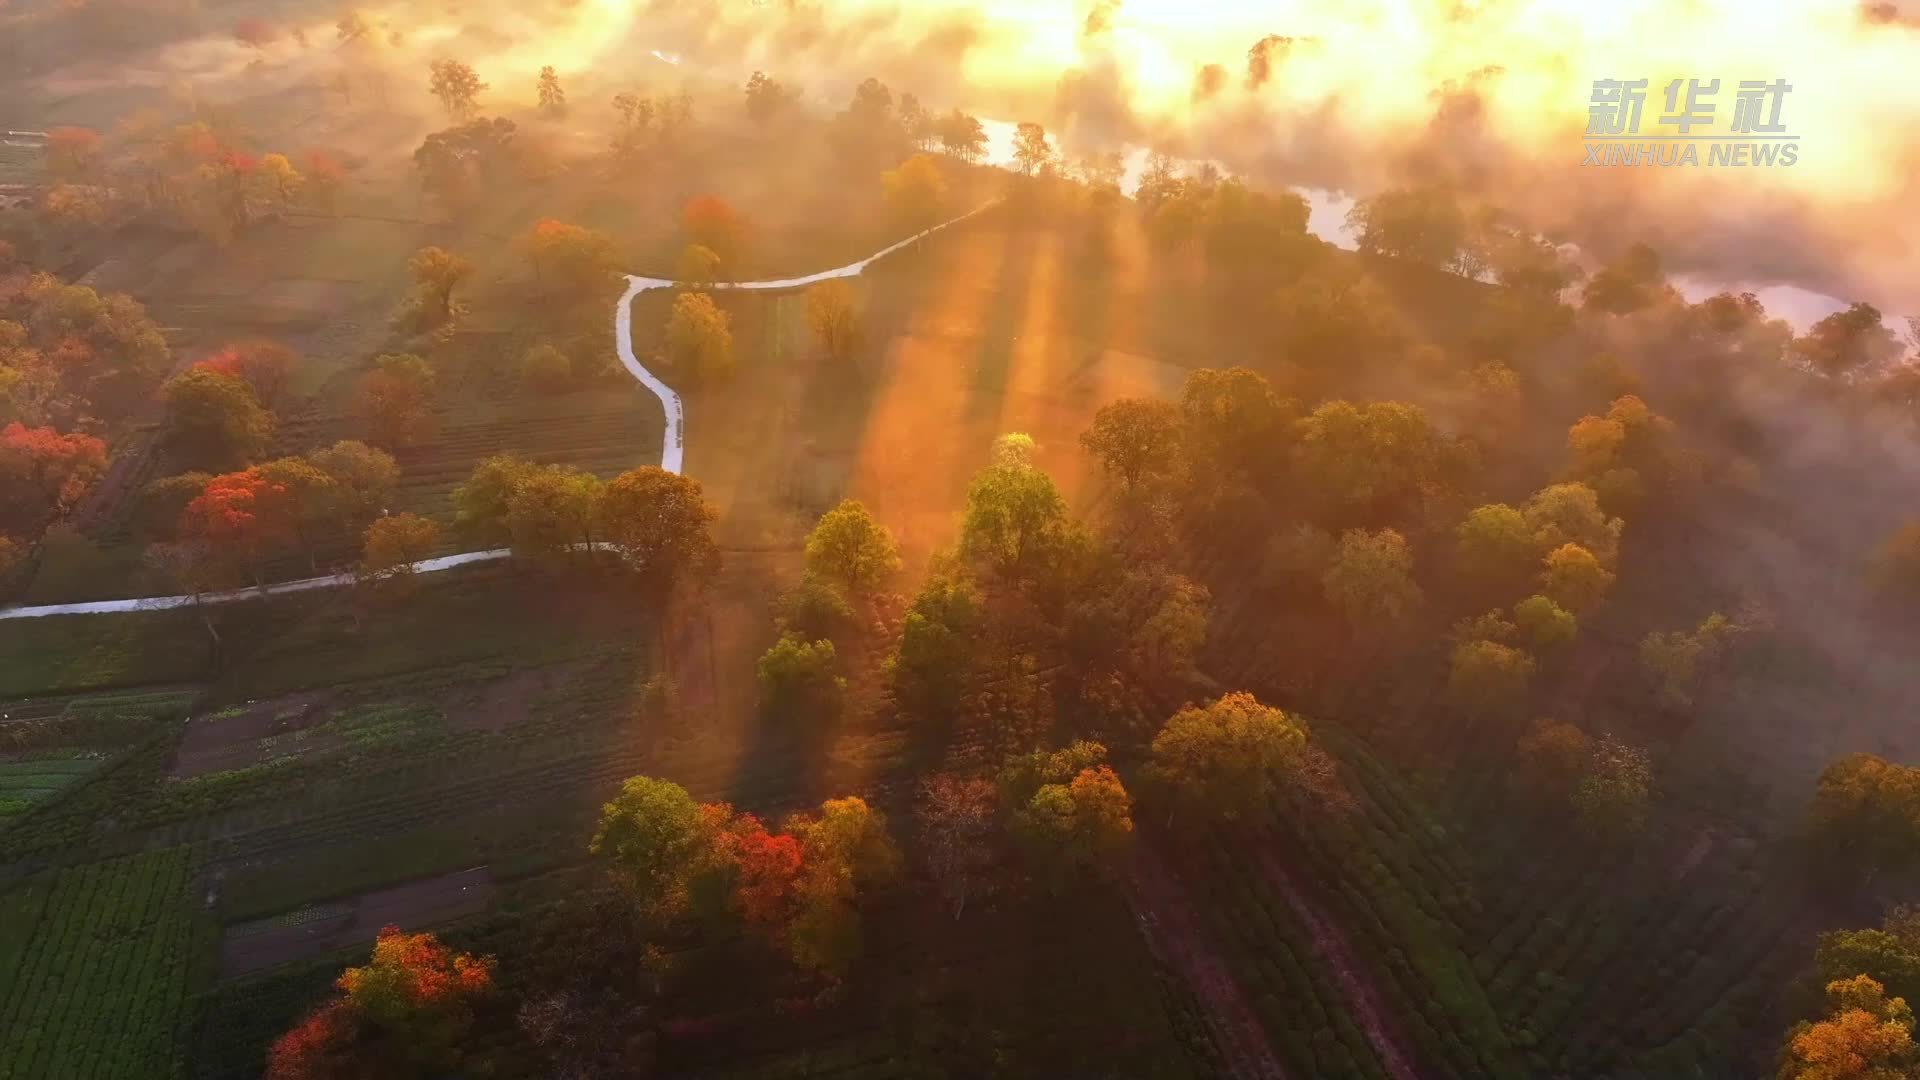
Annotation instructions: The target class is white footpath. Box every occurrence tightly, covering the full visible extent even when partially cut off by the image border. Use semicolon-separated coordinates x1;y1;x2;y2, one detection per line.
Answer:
0;204;994;621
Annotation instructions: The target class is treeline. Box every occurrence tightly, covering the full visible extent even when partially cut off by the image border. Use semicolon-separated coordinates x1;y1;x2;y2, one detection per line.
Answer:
0;257;171;586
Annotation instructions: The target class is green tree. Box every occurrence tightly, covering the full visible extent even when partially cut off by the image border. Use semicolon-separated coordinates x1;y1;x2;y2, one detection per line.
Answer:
536;65;565;115
788;796;902;891
804;280;860;361
1201;180;1313;270
675;244;720;286
1009;765;1134;890
1523;481;1623;566
269;928;494;1080
882;154;947;229
780;795;902;975
898;93;933;150
885;572;979;720
1513;593;1578;651
414;118;518;211
1322;528;1422;635
452;453;536;545
1269;269;1407;369
1640;612;1739;708
959;456;1070;582
778;576;858;642
527;219;621;298
1450;609;1517;646
1446;638;1536;723
1346;186;1469;269
308;441;398;525
1128;573;1211;685
160;368;273;471
520;343;572;394
1514;717;1595;802
1809;754;1920;882
1081;398;1182;496
804;499;900;594
1819;908;1920;1009
1180;366;1290;493
1581;243;1666;315
665;292;734;380
1541;543;1614;613
744;71;793;126
589;776;712;918
359;512;441;594
1143;691;1310;824
428;59;487;120
255;457;338;573
1011;121;1053;176
991;432;1036;466
1292;399;1459;526
1563;394;1686;518
1795;302;1901;379
130;471;212;541
757;633;844;723
406;246;473;329
505;464;601;562
1455;503;1536;598
936;110;986;163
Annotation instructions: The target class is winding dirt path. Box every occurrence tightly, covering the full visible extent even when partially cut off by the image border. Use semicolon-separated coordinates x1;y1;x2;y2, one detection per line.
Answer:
0;205;994;622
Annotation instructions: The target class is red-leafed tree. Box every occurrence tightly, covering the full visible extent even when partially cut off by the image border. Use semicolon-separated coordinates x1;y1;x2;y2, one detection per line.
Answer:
303;150;344;213
44;127;101;180
681;195;748;269
352;354;437;450
709;811;806;930
267;926;495;1080
180;468;292;586
0;422;107;532
264;1002;362;1080
196;340;297;411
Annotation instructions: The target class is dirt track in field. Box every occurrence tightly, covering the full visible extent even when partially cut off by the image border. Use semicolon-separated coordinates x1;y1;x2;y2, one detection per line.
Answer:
1126;844;1290;1080
217;866;494;979
1260;852;1426;1080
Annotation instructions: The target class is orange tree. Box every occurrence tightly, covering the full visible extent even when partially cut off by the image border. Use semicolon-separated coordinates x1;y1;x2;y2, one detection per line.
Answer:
268;927;494;1080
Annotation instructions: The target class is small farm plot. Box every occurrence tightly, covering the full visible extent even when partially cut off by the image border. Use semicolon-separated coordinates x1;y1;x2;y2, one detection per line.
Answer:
0;848;201;1080
0;755;108;821
219;867;495;979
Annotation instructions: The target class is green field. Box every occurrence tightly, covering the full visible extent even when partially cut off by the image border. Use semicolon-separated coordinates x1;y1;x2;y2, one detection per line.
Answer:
0;756;107;820
0;849;204;1080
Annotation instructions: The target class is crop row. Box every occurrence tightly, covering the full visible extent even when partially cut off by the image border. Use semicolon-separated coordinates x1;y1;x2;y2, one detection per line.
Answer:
1325;724;1802;1077
1174;830;1391;1080
0;848;197;1080
1280;801;1527;1080
0;728;179;866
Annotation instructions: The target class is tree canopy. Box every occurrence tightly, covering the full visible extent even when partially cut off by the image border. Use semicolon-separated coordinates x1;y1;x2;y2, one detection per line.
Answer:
804;499;900;594
1144;692;1311;823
